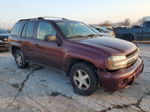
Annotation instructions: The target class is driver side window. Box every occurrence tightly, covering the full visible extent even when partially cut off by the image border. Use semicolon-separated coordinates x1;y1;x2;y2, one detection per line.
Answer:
37;22;56;40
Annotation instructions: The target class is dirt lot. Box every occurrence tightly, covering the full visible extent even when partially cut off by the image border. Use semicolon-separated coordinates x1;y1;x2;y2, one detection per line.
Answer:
0;43;150;112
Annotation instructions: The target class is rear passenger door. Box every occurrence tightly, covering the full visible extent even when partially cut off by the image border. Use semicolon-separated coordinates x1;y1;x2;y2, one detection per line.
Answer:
19;21;37;60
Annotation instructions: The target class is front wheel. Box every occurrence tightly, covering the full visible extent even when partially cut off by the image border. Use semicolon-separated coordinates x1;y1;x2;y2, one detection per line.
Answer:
70;63;99;96
14;50;28;69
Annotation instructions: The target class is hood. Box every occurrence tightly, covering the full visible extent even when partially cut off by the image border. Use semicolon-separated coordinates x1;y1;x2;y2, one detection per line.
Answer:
75;36;137;55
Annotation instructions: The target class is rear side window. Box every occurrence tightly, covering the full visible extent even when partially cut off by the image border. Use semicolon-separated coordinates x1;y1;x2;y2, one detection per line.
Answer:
146;22;150;28
11;22;24;36
25;22;35;38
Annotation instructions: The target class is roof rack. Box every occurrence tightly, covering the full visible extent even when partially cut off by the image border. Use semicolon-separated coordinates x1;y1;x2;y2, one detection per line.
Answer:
19;18;43;22
38;16;68;20
19;16;68;22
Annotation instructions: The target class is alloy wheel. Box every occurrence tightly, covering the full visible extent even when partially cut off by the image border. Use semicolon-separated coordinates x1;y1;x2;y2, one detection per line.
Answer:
73;70;90;90
16;53;23;66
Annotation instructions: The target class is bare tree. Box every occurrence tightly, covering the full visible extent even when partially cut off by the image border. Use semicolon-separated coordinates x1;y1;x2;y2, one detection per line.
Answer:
122;18;131;26
137;17;148;25
99;21;112;26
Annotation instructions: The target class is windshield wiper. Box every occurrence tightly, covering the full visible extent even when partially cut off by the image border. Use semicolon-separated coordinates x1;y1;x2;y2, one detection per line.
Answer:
85;34;99;37
67;34;99;39
67;35;86;39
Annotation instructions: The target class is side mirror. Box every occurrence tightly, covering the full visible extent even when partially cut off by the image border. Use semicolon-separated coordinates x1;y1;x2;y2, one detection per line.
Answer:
44;34;57;42
44;34;62;46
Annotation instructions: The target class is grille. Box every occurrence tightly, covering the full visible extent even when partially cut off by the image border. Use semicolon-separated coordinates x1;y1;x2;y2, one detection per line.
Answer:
126;49;139;66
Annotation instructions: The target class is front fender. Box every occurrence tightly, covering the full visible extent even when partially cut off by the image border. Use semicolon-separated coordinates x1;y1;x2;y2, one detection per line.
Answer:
62;52;107;72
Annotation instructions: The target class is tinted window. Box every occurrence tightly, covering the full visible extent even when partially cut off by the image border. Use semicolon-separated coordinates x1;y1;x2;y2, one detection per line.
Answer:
26;22;35;38
11;22;24;36
37;22;56;40
21;23;28;37
147;22;150;28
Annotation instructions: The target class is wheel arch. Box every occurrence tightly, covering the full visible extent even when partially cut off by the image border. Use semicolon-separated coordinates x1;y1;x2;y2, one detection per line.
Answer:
11;46;21;57
122;33;135;41
65;57;99;76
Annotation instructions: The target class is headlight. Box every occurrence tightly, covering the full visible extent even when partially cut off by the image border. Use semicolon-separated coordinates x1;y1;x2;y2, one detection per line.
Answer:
108;55;127;70
4;38;8;41
109;31;115;36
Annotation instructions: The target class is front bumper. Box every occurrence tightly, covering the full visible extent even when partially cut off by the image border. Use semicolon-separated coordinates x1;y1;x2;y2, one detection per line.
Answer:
97;57;144;91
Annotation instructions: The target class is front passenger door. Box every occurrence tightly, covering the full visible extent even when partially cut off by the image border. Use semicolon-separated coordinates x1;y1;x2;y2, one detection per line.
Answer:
32;21;64;68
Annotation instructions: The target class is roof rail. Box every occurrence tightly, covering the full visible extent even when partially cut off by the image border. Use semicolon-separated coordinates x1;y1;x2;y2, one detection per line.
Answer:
19;16;68;22
38;16;68;20
19;17;43;22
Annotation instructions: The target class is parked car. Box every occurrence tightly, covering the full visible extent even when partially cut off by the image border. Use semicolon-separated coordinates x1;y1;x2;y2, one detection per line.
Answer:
90;26;113;37
0;28;9;51
9;17;143;95
114;21;150;41
91;26;115;37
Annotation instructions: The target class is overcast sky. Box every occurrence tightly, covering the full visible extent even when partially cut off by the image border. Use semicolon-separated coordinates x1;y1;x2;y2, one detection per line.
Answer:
0;0;150;27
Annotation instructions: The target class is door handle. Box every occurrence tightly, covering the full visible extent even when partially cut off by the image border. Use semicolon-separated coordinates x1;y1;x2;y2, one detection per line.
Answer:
34;43;39;47
34;44;43;49
18;41;22;43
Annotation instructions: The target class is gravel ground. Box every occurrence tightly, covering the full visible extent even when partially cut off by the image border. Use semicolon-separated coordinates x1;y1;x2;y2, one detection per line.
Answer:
0;43;150;112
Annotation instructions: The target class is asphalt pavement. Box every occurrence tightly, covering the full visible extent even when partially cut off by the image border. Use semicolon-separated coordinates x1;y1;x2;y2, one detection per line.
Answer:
0;43;149;112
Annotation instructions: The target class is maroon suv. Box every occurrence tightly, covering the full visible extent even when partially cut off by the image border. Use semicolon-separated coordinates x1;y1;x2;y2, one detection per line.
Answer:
9;17;144;95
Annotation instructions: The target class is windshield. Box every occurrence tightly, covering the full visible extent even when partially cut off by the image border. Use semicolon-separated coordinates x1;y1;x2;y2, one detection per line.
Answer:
0;29;8;34
56;21;98;39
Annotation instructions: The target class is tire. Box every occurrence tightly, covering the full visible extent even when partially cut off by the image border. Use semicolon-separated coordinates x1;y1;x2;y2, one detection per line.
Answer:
122;35;133;42
14;50;28;69
70;63;99;96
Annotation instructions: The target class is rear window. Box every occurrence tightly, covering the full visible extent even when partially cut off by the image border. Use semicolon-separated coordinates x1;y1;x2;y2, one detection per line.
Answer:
11;22;24;36
25;22;35;38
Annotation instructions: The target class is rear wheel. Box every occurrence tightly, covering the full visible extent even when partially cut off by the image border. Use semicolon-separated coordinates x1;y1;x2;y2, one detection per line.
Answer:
15;50;28;69
70;63;99;96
